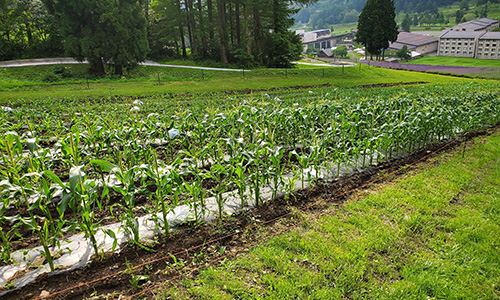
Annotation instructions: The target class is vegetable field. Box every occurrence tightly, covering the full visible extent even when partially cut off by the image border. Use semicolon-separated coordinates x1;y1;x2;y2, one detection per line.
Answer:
1;82;499;296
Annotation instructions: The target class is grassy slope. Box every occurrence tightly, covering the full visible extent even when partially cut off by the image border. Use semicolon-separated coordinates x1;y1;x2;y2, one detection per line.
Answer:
0;64;487;102
408;56;500;68
166;129;500;299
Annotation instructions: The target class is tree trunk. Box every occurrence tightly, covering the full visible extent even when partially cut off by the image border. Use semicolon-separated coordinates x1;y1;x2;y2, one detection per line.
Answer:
180;24;187;58
207;0;214;40
186;0;197;56
253;6;263;65
26;25;33;47
217;0;228;64
235;2;241;46
228;2;234;46
244;4;251;55
88;54;105;75
197;0;206;57
115;64;123;75
176;0;187;58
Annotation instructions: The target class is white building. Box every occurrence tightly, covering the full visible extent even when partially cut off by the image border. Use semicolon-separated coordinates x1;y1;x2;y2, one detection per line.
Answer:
476;32;500;59
438;18;500;59
438;31;482;57
298;29;331;43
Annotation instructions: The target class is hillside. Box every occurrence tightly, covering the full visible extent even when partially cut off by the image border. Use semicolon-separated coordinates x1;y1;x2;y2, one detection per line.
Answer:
293;0;500;32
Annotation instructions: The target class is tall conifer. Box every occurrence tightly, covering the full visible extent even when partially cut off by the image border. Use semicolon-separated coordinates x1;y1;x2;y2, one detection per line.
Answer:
356;0;398;60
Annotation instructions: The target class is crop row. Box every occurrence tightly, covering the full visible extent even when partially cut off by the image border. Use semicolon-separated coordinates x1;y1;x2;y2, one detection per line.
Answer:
0;82;499;274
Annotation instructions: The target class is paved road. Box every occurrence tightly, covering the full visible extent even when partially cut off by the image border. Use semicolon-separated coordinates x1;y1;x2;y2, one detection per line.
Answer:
0;57;247;72
294;61;356;67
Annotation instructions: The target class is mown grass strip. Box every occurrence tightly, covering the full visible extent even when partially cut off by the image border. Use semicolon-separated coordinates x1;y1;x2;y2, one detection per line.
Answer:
408;56;500;68
162;130;500;299
0;64;485;102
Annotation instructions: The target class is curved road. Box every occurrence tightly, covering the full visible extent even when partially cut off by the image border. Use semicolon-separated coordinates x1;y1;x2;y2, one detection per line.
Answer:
0;57;247;72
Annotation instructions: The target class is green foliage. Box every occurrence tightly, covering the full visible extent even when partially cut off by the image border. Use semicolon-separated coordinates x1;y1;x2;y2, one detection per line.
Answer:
1;79;499;292
0;0;63;60
357;0;399;59
396;45;411;60
41;64;74;82
266;31;303;68
43;0;149;75
332;45;348;58
170;126;500;300
401;13;411;32
151;0;311;68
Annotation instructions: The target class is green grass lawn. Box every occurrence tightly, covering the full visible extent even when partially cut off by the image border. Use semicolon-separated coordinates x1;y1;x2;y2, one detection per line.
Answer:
162;129;500;299
0;63;487;102
408;56;500;68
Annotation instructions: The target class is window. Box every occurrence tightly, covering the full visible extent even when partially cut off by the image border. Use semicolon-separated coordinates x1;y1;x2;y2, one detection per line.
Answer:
469;52;473;55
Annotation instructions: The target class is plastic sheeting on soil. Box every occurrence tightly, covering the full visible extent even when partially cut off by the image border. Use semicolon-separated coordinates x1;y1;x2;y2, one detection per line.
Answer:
0;150;385;295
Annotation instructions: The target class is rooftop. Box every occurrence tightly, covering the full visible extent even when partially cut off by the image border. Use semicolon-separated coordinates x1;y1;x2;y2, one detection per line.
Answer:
389;42;417;50
394;32;439;46
480;32;500;40
451;18;499;31
440;31;484;39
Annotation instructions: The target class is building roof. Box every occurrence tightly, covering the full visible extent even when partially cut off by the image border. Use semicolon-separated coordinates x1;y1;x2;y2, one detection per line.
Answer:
440;31;483;39
389;42;417;51
388;32;438;50
394;32;438;46
480;32;500;40
320;49;333;57
303;35;334;44
451;18;499;31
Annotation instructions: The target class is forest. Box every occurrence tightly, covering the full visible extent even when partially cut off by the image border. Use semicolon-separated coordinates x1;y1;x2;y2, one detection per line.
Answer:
0;0;315;71
294;0;499;29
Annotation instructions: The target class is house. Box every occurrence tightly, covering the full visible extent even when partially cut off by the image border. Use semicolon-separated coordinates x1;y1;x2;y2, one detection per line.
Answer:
389;32;439;55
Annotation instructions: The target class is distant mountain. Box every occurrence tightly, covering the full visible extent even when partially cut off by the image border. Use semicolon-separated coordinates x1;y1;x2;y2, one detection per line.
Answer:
294;0;458;29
